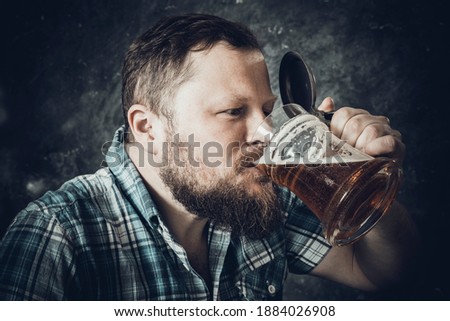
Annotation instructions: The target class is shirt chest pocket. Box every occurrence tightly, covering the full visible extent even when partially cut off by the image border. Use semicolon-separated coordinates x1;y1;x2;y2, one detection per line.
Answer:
236;256;287;300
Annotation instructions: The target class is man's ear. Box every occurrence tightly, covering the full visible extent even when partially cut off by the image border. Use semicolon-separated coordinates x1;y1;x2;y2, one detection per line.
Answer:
127;104;166;154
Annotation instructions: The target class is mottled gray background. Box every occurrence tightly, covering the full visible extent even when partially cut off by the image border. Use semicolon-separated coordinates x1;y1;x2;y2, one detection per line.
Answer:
0;0;448;300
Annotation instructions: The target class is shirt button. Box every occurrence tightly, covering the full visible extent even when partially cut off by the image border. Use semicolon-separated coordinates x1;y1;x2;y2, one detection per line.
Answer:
268;284;276;295
150;217;159;228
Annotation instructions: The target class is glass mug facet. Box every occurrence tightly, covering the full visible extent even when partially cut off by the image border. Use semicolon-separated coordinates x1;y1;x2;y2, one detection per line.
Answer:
254;103;402;246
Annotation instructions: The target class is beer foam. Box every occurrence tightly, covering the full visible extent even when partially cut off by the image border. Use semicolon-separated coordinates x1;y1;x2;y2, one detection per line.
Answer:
258;114;371;165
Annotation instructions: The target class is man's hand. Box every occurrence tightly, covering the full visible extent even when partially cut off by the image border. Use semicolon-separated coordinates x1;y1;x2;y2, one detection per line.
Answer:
311;97;419;291
317;97;405;164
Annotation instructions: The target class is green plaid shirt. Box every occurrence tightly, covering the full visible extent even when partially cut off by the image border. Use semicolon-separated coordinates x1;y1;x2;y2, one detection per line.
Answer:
0;126;330;300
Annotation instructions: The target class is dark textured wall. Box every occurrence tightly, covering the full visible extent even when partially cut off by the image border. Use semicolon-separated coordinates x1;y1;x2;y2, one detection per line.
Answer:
0;0;448;300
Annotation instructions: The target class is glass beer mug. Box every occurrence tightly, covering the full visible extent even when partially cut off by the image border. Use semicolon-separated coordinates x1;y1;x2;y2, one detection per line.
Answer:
254;103;402;246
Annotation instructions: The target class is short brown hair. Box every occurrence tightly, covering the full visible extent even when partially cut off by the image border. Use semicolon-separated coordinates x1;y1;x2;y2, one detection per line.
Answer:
121;13;260;139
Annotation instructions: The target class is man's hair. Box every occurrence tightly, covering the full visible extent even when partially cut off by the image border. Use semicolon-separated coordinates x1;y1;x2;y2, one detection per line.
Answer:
121;13;260;140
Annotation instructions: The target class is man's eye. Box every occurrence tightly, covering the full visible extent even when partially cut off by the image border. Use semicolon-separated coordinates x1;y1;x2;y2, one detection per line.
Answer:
223;107;244;117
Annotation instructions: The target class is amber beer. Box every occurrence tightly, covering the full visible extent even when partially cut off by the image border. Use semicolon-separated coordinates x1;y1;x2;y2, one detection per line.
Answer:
257;157;402;245
253;103;403;245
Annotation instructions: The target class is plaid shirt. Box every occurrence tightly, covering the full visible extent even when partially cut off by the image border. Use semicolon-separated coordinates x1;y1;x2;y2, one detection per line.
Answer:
0;126;330;300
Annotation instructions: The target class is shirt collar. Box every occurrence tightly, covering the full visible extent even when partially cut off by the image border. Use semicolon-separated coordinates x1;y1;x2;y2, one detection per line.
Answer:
105;125;159;223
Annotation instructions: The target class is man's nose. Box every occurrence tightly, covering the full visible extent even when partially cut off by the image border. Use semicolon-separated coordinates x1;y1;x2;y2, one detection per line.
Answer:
246;109;272;146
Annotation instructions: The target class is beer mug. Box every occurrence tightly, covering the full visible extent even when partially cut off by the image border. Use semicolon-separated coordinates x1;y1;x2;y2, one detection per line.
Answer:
254;103;402;246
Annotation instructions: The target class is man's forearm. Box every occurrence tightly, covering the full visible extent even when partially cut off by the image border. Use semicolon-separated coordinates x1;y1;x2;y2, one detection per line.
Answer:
354;201;420;289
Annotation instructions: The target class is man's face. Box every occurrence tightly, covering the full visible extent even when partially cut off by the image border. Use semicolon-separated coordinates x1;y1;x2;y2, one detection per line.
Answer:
159;42;283;238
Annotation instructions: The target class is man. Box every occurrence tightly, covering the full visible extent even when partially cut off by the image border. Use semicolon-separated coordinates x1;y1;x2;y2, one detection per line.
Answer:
0;13;417;300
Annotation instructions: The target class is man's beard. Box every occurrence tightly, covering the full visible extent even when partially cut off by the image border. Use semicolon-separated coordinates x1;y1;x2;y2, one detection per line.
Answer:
159;140;284;240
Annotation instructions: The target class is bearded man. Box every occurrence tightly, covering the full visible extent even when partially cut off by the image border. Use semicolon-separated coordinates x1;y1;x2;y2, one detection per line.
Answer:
0;13;417;300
